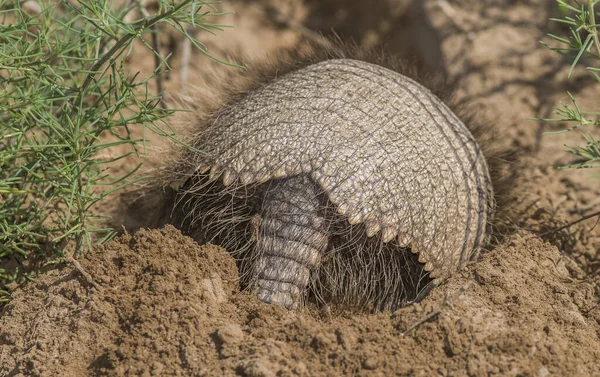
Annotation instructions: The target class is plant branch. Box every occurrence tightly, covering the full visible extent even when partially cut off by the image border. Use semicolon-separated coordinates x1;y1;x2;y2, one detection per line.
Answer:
71;0;195;111
537;210;600;236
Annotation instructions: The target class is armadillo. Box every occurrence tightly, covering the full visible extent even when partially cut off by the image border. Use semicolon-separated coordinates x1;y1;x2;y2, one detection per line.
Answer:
132;57;494;311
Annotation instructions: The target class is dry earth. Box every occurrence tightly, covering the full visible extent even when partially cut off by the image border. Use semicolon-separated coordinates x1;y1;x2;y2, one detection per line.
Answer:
2;0;600;376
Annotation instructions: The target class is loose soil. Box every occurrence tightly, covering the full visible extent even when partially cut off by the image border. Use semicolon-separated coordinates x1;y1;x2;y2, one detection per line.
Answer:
2;0;600;376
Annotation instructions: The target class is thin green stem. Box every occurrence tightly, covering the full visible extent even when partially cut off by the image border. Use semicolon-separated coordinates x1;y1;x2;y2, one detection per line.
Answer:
590;1;600;56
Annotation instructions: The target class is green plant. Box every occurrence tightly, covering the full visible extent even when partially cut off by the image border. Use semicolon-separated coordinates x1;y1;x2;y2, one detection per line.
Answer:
534;0;600;169
0;0;239;300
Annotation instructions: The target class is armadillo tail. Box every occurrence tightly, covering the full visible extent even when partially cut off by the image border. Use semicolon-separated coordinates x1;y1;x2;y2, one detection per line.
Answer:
253;175;328;309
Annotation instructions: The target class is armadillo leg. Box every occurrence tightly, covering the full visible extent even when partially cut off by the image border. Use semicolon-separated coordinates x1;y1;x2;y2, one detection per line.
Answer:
253;175;329;309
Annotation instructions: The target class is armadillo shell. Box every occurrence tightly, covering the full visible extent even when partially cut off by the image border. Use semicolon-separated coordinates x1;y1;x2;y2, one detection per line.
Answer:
191;59;494;276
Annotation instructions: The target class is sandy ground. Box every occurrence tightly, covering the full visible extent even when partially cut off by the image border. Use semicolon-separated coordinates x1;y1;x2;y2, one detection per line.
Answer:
2;0;600;376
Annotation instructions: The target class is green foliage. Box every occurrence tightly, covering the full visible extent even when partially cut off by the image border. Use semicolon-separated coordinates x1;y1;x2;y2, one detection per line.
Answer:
0;0;238;294
535;0;600;169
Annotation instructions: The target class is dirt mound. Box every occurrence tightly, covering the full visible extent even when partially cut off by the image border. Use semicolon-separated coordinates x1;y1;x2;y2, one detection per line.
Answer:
1;226;598;376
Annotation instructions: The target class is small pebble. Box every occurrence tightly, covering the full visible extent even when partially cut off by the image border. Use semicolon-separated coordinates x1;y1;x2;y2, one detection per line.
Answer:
362;357;378;370
215;323;244;344
22;0;41;15
293;362;308;375
239;358;276;377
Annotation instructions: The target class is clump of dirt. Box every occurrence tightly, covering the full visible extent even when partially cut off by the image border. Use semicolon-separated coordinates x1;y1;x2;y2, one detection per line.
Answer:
1;226;599;376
